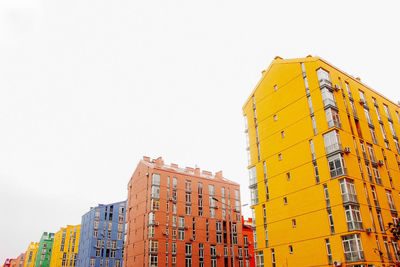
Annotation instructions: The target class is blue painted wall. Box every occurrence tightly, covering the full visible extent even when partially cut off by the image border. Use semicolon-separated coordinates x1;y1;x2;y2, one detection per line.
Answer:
77;201;126;267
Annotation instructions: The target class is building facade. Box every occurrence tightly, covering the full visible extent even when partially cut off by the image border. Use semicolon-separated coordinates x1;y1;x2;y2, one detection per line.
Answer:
77;201;126;267
24;243;39;267
124;156;244;267
2;259;14;267
14;253;25;267
49;225;80;267
243;56;400;266
242;217;255;267
35;232;55;267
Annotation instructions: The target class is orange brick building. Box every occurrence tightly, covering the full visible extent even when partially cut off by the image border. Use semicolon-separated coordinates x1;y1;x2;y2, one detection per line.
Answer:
124;156;245;267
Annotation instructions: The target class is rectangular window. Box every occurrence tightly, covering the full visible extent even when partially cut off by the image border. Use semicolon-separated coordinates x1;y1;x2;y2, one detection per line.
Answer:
256;251;264;267
344;205;363;231
342;234;364;262
386;190;396;211
325;239;333;264
383;236;393;262
325;108;341;128
328;154;345;178
377;210;385;233
339;178;358;203
323;130;341;154
383;104;392;120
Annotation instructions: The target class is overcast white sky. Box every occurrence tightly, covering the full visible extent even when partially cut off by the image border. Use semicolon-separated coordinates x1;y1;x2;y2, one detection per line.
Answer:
1;0;399;262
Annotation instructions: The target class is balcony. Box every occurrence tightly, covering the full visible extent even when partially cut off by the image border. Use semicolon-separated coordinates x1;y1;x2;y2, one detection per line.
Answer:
327;119;342;129
348;221;363;231
323;98;337;109
342;193;358;204
344;251;364;262
325;143;343;156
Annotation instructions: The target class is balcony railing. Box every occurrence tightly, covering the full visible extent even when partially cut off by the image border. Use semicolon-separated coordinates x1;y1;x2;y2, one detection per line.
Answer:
323;98;337;109
344;251;364;262
342;193;358;204
347;221;363;231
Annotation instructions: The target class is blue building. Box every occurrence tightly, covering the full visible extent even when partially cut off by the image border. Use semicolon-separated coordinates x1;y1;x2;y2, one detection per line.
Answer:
77;201;126;267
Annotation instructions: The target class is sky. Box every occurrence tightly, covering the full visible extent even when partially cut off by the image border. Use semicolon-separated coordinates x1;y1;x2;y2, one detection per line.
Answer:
1;0;399;262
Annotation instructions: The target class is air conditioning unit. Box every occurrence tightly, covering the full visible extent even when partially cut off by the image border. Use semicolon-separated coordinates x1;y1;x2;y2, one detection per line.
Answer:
216;254;221;258
169;198;173;202
249;255;252;258
189;237;194;241
248;241;252;245
366;228;373;233
163;232;168;235
344;147;351;153
154;222;159;226
215;205;219;209
333;261;342;266
378;160;384;166
334;85;340;91
184;226;189;230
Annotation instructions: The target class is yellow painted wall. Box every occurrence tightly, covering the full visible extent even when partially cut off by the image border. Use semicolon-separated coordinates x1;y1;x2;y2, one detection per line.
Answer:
243;56;400;266
49;225;80;267
23;243;38;267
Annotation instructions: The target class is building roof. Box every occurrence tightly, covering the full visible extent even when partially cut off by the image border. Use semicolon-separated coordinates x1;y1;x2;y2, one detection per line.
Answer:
139;156;240;186
243;55;399;110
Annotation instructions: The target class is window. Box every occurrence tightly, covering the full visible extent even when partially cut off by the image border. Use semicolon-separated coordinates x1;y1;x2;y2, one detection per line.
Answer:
377;210;385;233
372;167;381;185
327;209;335;234
273;115;277;121
383;104;392;120
383;236;393;262
342;234;364;262
328;154;345;178
286;172;290;181
152;174;160;185
281;131;285;138
364;108;373;125
323;184;331;207
309;140;316;160
392;239;400;262
289;245;293;254
325;108;341;128
149;255;158;267
371;186;380;207
344;205;363;231
151;199;159;210
283;197;287;205
256;251;264;267
149;240;158;253
367;144;377;163
317;68;331;87
249;166;257;186
278;154;282;160
274;85;278;91
250;187;258;205
386;190;396;211
323;130;341;154
185;243;192;256
370;127;378;144
311;115;317;135
339;178;358;203
292;219;296;228
325;239;333;264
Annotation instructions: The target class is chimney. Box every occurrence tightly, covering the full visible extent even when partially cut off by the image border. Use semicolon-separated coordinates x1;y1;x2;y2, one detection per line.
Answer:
143;156;150;162
185;167;194;173
356;77;361;81
171;163;178;169
215;171;223;179
194;167;200;176
202;170;212;176
155;157;164;166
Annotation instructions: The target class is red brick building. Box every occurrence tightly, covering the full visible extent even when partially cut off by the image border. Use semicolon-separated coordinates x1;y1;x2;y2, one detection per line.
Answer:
242;217;255;267
124;156;245;267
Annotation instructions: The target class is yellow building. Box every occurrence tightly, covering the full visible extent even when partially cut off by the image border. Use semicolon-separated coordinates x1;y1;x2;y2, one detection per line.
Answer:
49;225;80;267
24;243;39;267
242;56;400;267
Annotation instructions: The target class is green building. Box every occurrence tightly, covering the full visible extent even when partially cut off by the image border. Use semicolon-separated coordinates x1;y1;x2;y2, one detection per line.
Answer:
35;232;54;267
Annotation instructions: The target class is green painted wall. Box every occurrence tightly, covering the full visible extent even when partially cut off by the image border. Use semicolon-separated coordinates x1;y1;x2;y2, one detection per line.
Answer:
35;232;54;267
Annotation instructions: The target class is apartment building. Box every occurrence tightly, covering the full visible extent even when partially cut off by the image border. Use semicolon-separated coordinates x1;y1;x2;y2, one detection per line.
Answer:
124;156;244;267
242;217;255;267
49;225;80;267
35;232;54;267
242;56;400;266
24;243;38;267
14;253;25;267
77;201;126;267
